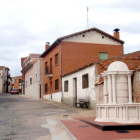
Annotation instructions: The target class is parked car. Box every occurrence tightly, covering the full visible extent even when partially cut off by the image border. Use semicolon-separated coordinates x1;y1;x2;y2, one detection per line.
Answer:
11;89;19;94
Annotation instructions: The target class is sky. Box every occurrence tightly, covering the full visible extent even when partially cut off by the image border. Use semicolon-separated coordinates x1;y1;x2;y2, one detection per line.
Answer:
0;0;140;77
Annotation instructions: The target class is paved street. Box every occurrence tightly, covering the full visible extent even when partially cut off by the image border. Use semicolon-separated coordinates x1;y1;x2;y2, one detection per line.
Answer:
0;93;78;140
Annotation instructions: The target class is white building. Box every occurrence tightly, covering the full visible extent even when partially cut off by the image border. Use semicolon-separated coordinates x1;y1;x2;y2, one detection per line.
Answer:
21;54;43;98
0;66;11;93
62;64;98;108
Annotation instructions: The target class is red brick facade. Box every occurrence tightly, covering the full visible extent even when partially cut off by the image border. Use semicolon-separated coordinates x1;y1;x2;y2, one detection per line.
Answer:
61;41;123;75
96;51;140;75
41;28;124;96
43;44;61;95
42;41;123;95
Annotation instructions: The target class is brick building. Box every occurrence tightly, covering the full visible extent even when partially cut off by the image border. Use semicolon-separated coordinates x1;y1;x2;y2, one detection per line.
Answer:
40;27;124;102
62;50;140;108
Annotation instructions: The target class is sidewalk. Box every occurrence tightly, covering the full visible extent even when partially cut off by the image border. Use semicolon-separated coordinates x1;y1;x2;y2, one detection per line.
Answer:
19;96;140;140
60;117;140;140
51;101;140;140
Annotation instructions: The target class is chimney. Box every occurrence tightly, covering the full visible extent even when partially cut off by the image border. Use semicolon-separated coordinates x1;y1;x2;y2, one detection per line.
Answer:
113;28;120;39
45;42;50;50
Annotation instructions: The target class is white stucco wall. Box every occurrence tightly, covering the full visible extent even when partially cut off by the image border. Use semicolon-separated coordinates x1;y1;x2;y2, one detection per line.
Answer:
64;31;121;45
0;68;8;93
43;92;62;103
25;60;43;98
25;82;39;98
62;65;97;108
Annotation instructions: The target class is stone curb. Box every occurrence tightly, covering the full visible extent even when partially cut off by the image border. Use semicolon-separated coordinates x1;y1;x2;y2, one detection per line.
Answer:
57;119;77;140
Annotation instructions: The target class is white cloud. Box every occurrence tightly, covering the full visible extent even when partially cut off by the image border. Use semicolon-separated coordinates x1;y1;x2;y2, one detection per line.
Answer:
0;0;140;76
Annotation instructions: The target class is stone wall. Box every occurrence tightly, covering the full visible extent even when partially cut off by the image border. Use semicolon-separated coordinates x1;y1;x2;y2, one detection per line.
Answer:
133;70;140;103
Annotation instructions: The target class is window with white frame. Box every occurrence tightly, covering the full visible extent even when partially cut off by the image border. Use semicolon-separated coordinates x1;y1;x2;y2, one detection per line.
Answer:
25;81;27;87
30;77;32;85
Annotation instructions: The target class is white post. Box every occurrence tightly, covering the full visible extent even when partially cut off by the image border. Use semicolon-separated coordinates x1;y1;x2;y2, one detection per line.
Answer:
112;74;116;104
108;75;112;104
127;74;132;103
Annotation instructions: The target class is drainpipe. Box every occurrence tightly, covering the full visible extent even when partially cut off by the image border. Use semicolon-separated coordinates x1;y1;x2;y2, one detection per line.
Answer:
122;43;124;55
56;40;63;103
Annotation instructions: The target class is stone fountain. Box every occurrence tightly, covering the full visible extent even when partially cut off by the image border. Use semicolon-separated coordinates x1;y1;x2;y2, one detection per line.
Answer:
95;61;140;123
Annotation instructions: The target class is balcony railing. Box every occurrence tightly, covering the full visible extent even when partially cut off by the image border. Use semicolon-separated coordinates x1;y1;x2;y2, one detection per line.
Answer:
45;66;53;78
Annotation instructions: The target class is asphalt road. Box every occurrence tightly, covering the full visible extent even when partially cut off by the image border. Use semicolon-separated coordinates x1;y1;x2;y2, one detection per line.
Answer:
0;93;77;140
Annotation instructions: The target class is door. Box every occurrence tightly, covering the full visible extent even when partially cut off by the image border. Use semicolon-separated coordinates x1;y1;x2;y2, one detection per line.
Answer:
50;82;52;99
40;84;41;98
73;78;77;105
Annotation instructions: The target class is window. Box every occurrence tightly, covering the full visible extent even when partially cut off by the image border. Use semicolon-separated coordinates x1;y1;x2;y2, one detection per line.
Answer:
82;74;88;89
45;84;48;93
55;53;58;65
25;81;27;87
99;52;108;60
64;80;68;92
14;79;17;82
55;79;59;91
30;77;32;85
45;62;48;74
50;58;52;74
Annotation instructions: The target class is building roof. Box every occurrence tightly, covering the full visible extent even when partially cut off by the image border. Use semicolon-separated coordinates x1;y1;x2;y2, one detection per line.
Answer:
40;27;124;57
21;60;37;73
21;56;28;67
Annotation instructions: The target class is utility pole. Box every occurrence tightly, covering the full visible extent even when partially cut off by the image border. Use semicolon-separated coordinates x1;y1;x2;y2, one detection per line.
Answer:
87;7;89;29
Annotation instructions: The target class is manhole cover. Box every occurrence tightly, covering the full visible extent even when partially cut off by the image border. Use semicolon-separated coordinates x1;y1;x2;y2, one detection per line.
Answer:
116;131;130;133
79;126;89;127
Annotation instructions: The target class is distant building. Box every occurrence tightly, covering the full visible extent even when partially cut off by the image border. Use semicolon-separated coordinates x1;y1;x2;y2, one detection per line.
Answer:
0;66;11;93
40;27;124;103
12;76;23;92
21;54;43;98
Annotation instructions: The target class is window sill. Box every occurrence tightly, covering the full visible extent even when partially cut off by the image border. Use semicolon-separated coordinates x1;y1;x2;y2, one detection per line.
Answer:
55;90;59;92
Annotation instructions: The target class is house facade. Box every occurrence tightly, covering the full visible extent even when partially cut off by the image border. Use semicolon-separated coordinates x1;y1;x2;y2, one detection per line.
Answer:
21;54;43;98
62;51;140;108
0;66;11;93
40;27;124;103
12;76;23;92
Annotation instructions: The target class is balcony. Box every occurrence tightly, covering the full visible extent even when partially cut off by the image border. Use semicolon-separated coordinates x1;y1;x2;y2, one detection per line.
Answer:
45;67;53;78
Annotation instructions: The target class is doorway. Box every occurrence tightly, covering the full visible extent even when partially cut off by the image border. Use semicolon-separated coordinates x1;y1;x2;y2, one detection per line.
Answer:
40;84;41;98
73;78;77;105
